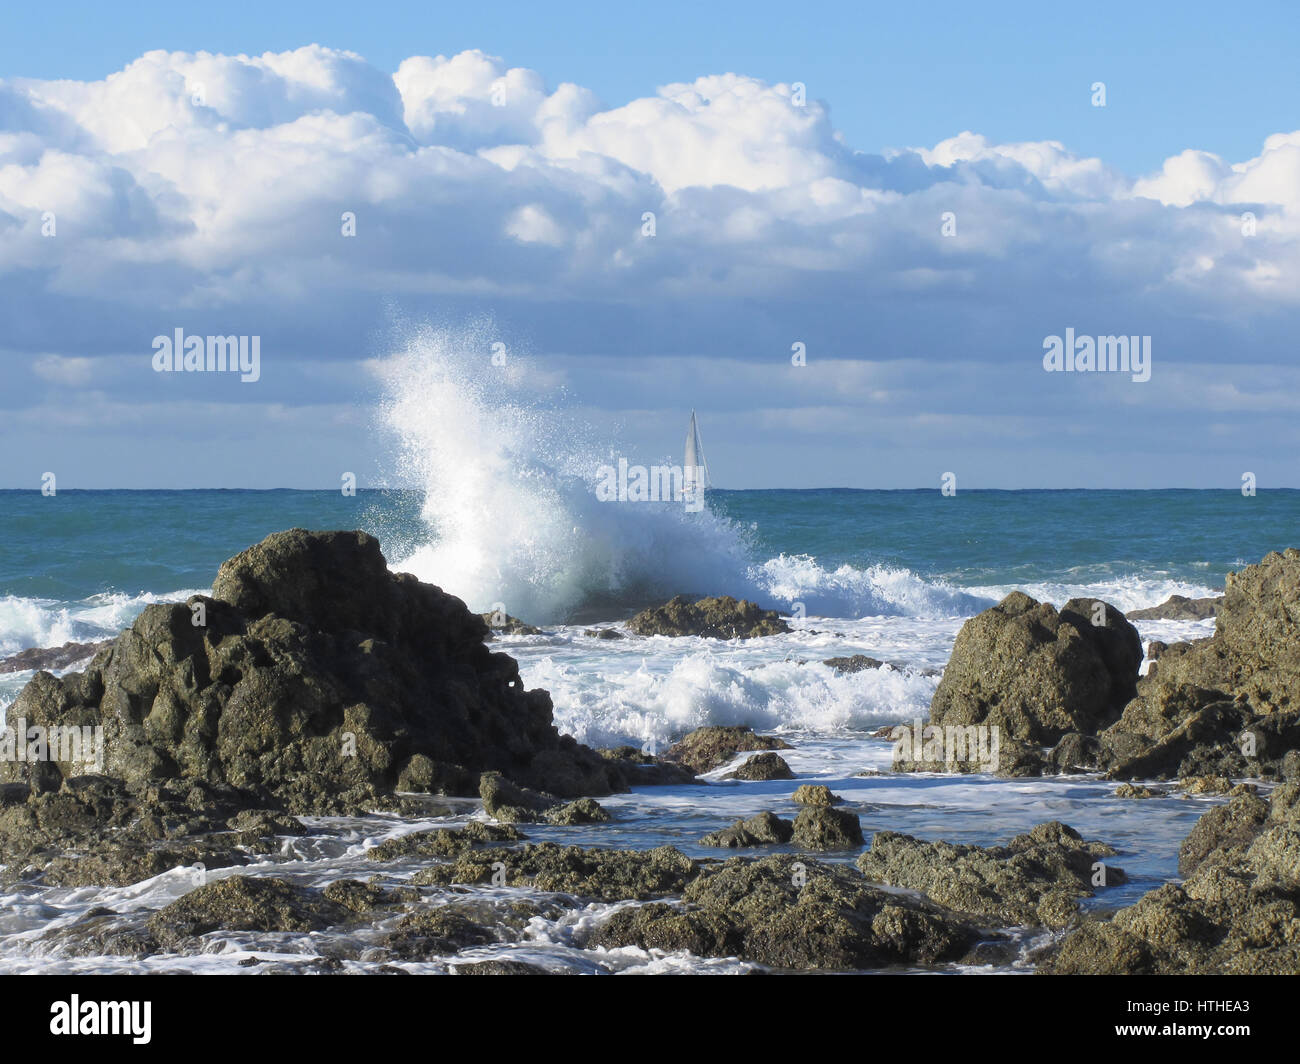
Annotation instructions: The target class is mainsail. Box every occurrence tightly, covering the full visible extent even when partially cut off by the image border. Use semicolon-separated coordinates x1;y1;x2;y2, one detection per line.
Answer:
682;410;711;501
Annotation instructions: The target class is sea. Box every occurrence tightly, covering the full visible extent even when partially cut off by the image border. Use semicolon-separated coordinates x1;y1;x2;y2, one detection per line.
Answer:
0;483;1293;972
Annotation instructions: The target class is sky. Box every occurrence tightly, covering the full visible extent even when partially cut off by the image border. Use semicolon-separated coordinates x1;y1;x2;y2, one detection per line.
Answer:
1;0;1298;488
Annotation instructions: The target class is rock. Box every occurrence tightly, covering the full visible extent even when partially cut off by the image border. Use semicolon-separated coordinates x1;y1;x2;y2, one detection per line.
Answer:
1043;784;1300;974
1179;775;1239;796
226;809;307;837
382;908;499;960
452;960;558;975
1098;550;1300;780
365;822;525;862
724;753;794;781
626;595;790;639
412;842;699;901
823;655;885;674
583;628;624;640
701;811;794;848
664;726;793;776
791;806;864;850
0;530;627;815
0;640;113;675
1114;783;1161;799
545;797;611;825
478;772;609;824
597;746;699;786
148;876;351;950
589;854;982;970
792;784;842;806
857;821;1124;929
480;613;544;637
927;593;1141;748
1126;595;1220;621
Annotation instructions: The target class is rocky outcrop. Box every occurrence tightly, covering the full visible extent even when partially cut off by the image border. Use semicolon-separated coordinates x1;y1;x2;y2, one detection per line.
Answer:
0;530;629;816
626;596;790;639
792;784;842;806
0;640;113;674
792;806;863;850
1126;595;1220;621
1043;784;1300;973
701;811;794;848
479;612;544;637
724;752;794;781
664;726;792;775
857;821;1124;929
823;655;884;674
928;593;1141;746
589;854;983;970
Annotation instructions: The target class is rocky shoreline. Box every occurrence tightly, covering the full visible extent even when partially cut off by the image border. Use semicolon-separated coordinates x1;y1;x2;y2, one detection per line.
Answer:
0;530;1296;974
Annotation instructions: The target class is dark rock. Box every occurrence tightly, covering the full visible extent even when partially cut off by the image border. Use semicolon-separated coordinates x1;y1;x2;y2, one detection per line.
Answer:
148;876;351;949
1043;783;1300;974
701;811;794;848
1114;783;1162;799
590;854;981;970
857;821;1123;929
452;960;558;975
0;640;113;675
480;613;544;637
366;822;525;862
0;530;628;815
724;752;794;781
626;596;790;639
664;726;792;775
1127;595;1220;621
823;655;885;674
583;628;624;640
791;806;864;850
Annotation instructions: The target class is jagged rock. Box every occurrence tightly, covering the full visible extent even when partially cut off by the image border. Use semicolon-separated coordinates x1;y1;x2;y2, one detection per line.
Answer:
792;806;864;850
412;842;699;901
724;752;794;781
1043;784;1300;973
857;821;1123;929
664;726;793;775
453;960;559;975
589;854;982;970
927;593;1141;747
0;530;627;815
823;655;884;674
583;628;624;640
626;596;790;639
597;746;699;785
478;771;608;824
365;822;526;862
1114;784;1162;799
701;811;794;848
148;876;351;950
0;640;113;675
1127;595;1220;621
792;784;842;806
480;613;544;637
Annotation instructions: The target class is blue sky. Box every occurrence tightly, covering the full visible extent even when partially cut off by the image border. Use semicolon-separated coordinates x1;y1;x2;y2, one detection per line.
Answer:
1;1;1298;488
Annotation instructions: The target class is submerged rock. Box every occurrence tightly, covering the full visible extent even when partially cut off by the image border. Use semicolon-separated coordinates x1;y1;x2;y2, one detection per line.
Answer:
822;655;885;674
626;596;790;639
0;529;628;815
1126;595;1220;621
589;854;982;971
664;726;793;776
0;640;113;675
701;811;794;848
857;821;1124;929
724;753;795;781
1043;784;1300;974
148;876;351;950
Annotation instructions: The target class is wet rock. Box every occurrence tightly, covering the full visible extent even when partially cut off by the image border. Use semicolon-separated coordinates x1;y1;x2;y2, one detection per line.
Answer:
928;593;1141;747
226;809;307;837
0;530;628;815
791;806;864;850
1114;783;1162;799
382;907;500;960
452;959;559;975
1127;595;1220;621
590;854;981;970
477;771;609;824
148;876;351;950
701;811;794;848
479;613;544;637
366;822;525;862
857;821;1123;929
412;842;699;901
598;746;700;786
36;907;160;958
626;596;790;639
0;640;113;675
583;628;624;640
321;878;417;913
664;726;792;776
545;797;611;825
823;655;885;674
1043;784;1300;974
724;753;794;781
792;784;842;806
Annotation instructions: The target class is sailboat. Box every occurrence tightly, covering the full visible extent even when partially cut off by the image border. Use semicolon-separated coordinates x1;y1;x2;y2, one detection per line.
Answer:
682;409;711;504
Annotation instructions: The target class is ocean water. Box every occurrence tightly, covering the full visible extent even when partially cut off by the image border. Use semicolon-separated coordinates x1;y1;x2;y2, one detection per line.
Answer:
1;334;1294;971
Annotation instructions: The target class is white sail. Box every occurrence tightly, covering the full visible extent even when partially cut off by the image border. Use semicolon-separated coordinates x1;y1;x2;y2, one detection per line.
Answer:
683;410;710;501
